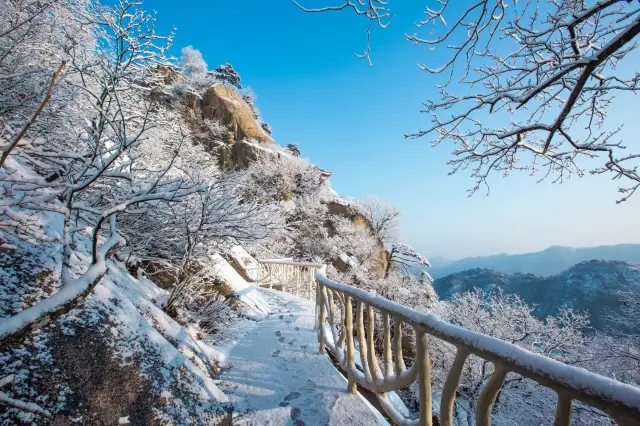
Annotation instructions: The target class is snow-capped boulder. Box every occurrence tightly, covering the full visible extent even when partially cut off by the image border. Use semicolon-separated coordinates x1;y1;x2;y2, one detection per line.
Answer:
209;253;270;321
226;246;260;282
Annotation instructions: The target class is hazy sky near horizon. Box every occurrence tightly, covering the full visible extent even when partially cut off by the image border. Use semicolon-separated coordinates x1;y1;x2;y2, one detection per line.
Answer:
146;0;640;259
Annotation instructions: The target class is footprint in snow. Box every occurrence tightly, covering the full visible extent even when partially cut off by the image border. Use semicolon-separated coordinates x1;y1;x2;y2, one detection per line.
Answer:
290;408;305;426
290;407;301;420
301;380;316;394
294;327;299;331
279;337;285;343
288;339;296;345
279;315;284;319
275;331;281;336
284;391;301;402
272;350;280;357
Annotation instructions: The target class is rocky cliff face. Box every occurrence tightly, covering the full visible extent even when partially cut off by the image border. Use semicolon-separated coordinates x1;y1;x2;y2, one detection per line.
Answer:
152;66;274;170
201;84;273;144
184;83;274;170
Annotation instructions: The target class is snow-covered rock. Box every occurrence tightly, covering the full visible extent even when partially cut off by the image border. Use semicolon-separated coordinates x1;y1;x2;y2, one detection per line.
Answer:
209;253;270;321
227;245;260;282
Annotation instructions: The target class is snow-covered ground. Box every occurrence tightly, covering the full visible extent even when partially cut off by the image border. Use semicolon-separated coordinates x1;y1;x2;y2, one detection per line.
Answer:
217;288;389;426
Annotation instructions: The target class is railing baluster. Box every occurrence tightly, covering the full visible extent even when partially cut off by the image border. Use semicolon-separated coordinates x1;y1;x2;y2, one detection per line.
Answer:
344;295;357;394
553;393;572;426
296;266;300;295
383;313;393;378
336;292;346;349
317;282;326;354
476;364;508;426
328;288;340;345
356;301;372;383
439;348;469;426
415;329;433;426
367;305;382;389
393;317;406;374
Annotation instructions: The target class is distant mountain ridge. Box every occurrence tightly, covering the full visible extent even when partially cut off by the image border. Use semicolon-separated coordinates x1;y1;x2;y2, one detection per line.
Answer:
429;244;640;279
432;260;640;333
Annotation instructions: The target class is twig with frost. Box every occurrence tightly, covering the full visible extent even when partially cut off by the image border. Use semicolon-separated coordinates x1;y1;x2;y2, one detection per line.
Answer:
0;375;51;418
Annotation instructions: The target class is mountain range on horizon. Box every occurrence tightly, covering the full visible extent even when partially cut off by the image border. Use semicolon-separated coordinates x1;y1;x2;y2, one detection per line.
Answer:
432;260;640;334
428;243;640;279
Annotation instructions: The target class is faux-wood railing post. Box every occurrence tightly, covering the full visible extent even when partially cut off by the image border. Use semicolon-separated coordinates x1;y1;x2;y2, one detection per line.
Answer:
344;294;357;394
476;365;508;426
553;393;572;426
416;328;433;426
439;348;469;426
317;282;326;354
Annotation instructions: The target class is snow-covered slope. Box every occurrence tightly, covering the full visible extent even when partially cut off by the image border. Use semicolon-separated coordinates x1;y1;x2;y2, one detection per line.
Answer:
0;206;234;424
0;256;233;425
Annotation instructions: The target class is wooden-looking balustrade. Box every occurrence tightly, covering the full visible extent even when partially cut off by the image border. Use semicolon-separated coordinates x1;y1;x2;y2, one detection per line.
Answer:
254;258;640;426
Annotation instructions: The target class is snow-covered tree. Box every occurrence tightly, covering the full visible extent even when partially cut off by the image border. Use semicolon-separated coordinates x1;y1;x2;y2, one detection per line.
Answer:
589;277;640;386
357;196;399;244
285;143;300;156
121;171;283;297
180;45;209;85
0;0;203;345
212;63;242;90
241;147;320;203
329;216;380;267
297;0;640;202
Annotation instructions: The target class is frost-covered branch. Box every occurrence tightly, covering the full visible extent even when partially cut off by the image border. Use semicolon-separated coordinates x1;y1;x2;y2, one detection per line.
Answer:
356;196;399;244
0;61;65;169
294;0;392;65
299;0;640;202
0;216;124;347
0;391;51;418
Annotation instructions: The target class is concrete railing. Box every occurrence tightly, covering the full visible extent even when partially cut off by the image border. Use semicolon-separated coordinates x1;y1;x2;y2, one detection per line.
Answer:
256;259;324;300
315;272;640;426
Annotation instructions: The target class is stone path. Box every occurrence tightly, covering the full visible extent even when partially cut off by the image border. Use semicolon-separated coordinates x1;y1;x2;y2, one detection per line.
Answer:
217;289;388;426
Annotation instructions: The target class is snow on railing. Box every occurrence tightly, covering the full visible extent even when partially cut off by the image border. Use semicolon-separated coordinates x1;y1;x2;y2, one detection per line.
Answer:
255;259;324;300
315;272;640;426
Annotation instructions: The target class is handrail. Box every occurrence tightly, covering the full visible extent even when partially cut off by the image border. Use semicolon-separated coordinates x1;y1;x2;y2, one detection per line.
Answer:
248;244;286;260
315;271;640;426
256;259;323;267
255;259;325;300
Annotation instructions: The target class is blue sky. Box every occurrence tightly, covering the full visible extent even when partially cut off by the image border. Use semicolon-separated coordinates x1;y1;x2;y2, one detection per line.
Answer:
146;0;640;259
